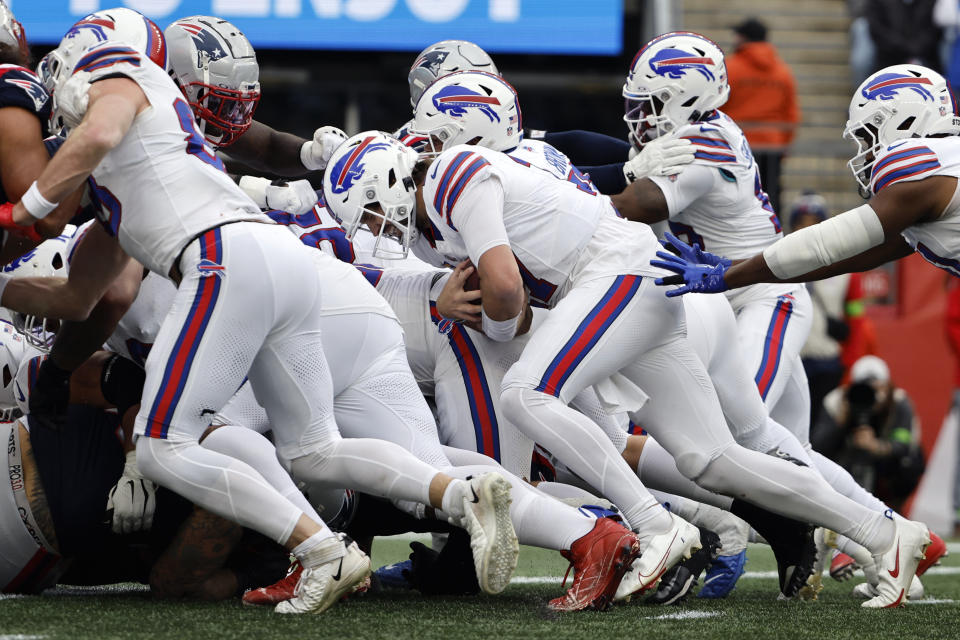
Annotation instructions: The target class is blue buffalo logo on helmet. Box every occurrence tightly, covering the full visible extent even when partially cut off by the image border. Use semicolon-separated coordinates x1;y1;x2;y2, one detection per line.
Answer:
432;85;502;123
328;136;392;195
65;16;114;42
649;48;716;81
412;49;449;75
2;248;36;273
176;21;227;62
862;73;934;102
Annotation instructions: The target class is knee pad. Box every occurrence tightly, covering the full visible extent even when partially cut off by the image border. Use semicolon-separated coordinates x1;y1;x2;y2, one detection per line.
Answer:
673;449;713;481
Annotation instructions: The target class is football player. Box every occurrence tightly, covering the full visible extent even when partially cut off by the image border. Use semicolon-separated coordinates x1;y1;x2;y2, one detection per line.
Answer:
653;63;960;296
164;16;347;214
0;15;526;613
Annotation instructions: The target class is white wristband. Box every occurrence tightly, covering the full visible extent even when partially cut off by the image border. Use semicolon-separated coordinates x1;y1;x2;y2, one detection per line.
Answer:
21;182;58;220
481;307;521;342
237;175;270;209
763;204;885;279
0;273;10;304
300;140;318;171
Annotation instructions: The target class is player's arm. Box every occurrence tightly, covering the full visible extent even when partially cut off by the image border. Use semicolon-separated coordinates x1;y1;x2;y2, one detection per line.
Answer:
227;119;309;176
1;222;135;322
610;177;670;224
612;162;714;225
10;77;148;227
722;175;954;288
453;177;530;341
0;108;84;240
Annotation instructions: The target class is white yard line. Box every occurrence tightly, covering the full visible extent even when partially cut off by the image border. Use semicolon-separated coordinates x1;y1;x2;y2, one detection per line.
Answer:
645;611;722;620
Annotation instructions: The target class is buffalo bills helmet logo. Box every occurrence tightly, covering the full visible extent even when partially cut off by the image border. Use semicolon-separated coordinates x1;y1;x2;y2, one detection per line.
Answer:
649;48;716;81
3;249;36;273
432;85;501;123
176;22;228;62
862;73;934;101
412;49;449;75
328;136;391;195
65;16;114;42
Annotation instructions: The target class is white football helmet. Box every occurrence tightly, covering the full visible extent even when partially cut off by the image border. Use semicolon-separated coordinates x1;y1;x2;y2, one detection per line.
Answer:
165;16;260;148
411;71;522;155
0;1;28;63
40;8;167;133
3;226;74;351
623;31;729;143
0;321;26;422
323;132;419;259
408;40;499;108
13;351;45;418
844;64;960;196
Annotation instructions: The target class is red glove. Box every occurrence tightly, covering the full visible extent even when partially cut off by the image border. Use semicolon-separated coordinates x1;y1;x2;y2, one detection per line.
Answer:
0;202;44;243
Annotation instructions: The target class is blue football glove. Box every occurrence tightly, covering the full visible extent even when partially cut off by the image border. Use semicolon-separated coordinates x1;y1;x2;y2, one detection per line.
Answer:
651;251;729;297
659;232;732;269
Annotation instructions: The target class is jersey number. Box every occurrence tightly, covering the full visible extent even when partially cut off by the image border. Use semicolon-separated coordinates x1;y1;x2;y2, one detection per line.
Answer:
667;221;706;249
173;98;225;172
566;167;597;195
88;177;122;237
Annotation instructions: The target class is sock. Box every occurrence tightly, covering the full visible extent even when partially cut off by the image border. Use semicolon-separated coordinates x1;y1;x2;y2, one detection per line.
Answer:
534;481;607;505
501;386;670;536
293;531;343;568
810;450;890;512
440;479;468;519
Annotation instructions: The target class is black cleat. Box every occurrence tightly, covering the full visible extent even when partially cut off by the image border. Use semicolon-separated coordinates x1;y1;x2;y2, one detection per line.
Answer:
730;499;817;599
646;528;722;605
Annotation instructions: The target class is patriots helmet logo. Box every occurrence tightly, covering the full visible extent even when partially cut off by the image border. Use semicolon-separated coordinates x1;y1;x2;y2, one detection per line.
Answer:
649;48;716;81
412;50;450;75
5;77;48;112
862;73;934;102
65;16;114;42
176;22;228;62
432;85;502;123
328;136;392;195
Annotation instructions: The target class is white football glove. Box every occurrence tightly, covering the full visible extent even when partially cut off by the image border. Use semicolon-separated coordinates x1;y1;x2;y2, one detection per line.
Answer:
265;179;318;214
53;70;92;132
622;137;695;183
237;176;318;214
106;450;156;535
300;125;348;171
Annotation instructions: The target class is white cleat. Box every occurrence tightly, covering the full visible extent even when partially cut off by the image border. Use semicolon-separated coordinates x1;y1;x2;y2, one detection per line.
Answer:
853;575;924;601
275;536;371;614
862;518;930;609
614;512;701;601
460;473;519;595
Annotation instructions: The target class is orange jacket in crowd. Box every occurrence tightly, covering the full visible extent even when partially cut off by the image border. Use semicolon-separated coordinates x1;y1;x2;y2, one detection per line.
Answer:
723;41;800;149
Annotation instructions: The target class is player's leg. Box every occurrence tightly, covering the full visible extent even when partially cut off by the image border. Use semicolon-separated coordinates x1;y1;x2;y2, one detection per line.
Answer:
433;324;534;479
133;227;332;559
500;275;674;540
735;288;814;443
252;284;517;596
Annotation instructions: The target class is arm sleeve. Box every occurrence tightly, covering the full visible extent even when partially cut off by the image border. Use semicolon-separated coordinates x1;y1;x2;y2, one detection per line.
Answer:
648;163;717;217
579;163;627;195
449;176;510;265
540;130;632;166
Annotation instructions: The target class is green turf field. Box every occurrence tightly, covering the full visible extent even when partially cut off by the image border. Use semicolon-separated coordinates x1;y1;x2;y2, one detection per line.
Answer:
2;538;958;640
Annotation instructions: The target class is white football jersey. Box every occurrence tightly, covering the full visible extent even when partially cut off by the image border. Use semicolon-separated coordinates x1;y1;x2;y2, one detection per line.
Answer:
419;144;656;308
868;136;960;277
75;43;270;277
648;111;783;260
508;139;598;194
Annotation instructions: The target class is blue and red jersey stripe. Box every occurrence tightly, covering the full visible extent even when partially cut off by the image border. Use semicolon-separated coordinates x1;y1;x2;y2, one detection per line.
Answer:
535;275;642;397
755;295;794;400
681;135;732;149
871;147;940;193
429;302;500;461
915;242;960;278
144;228;224;439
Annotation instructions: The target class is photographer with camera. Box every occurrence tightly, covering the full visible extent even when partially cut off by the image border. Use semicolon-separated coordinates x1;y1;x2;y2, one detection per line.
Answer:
812;356;925;511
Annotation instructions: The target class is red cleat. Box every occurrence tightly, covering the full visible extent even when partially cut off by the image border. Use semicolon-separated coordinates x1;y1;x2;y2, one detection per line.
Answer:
916;532;947;577
548;518;641;612
242;559;302;607
829;551;856;582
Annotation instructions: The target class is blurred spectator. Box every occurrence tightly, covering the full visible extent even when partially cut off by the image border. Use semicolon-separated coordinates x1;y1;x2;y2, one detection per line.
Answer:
723;18;799;215
812;356;925;511
934;0;960;90
867;0;942;72
945;281;960;533
794;193;871;426
848;0;877;88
